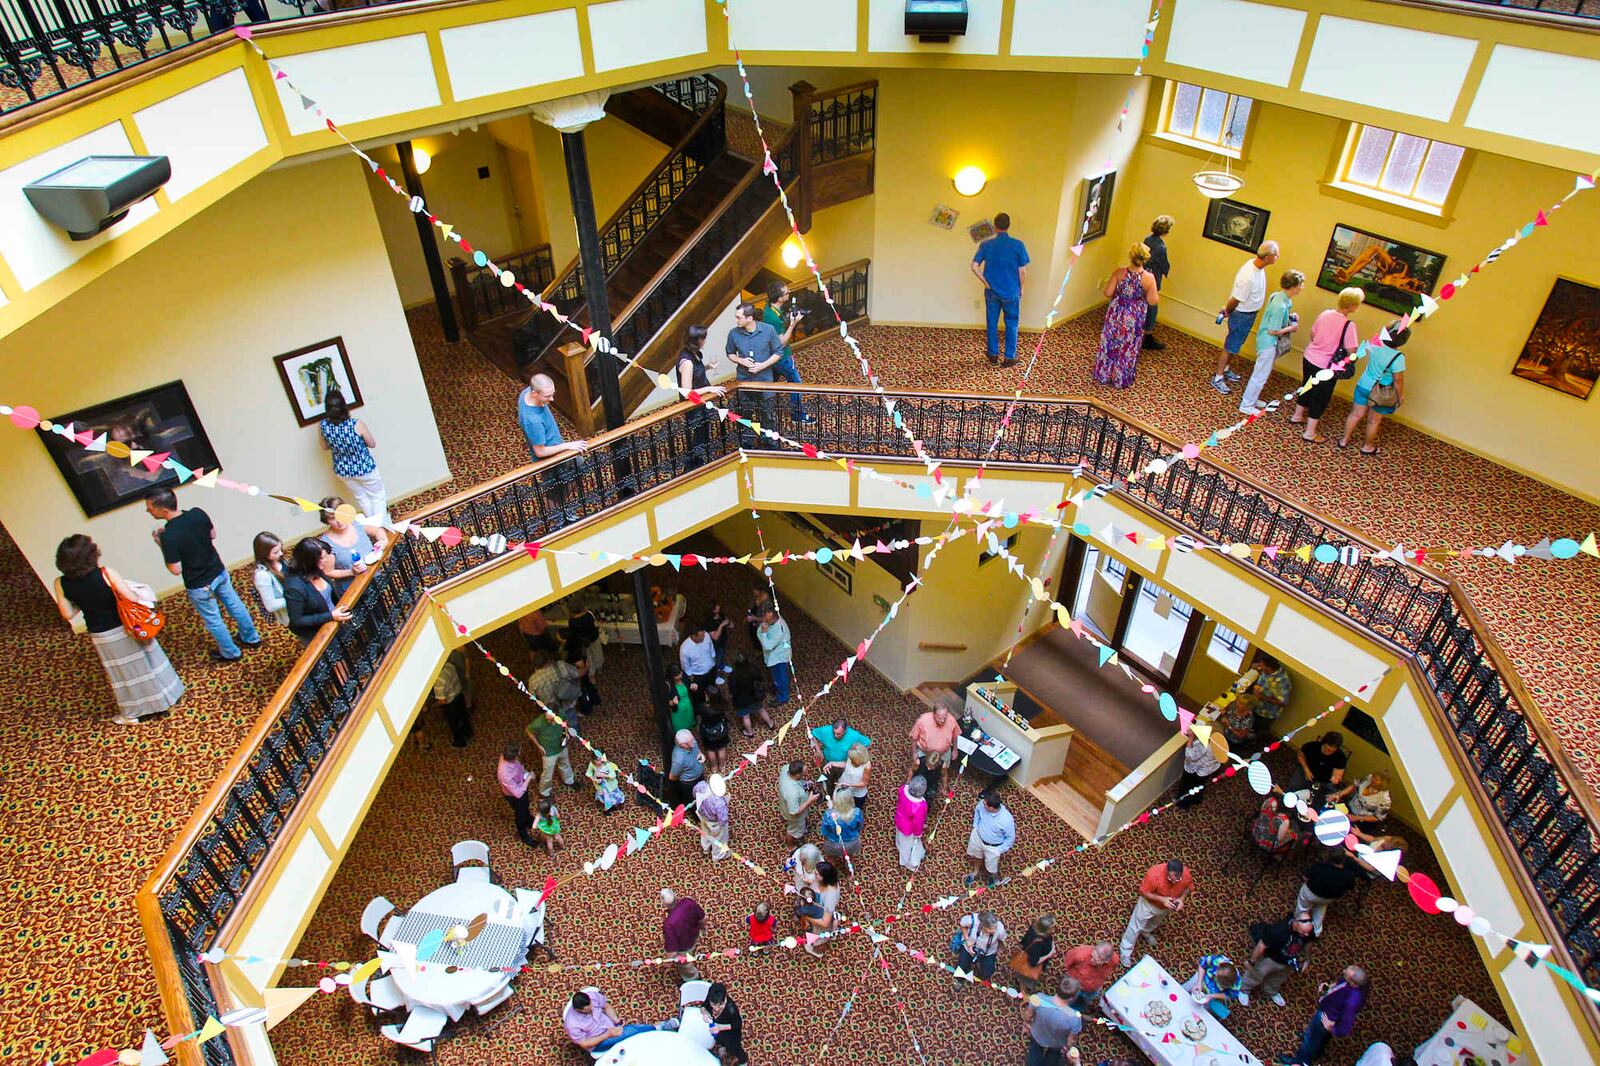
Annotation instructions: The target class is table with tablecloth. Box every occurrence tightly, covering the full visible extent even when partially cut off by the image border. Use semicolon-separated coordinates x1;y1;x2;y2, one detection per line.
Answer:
596;1028;718;1065
1413;996;1524;1066
1102;954;1263;1066
549;593;687;646
382;880;535;1012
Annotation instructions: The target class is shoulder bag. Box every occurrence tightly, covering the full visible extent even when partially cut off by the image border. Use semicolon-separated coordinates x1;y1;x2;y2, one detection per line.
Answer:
1367;351;1402;409
105;567;164;642
1332;321;1359;381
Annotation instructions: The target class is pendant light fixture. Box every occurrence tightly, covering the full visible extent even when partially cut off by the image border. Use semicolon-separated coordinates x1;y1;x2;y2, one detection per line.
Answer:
1192;154;1244;199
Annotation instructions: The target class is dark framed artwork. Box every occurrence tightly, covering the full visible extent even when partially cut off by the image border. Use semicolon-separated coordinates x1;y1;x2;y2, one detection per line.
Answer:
37;380;222;518
273;336;363;427
1202;197;1270;252
1317;224;1445;316
1511;278;1600;400
1077;170;1116;244
967;217;995;244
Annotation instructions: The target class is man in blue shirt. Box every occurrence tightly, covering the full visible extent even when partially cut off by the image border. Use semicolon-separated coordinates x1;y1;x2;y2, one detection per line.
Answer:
518;371;588;522
970;212;1030;366
726;302;785;442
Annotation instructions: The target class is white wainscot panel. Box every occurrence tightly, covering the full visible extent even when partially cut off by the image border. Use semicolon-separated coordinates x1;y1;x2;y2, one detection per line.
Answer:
441;9;585;102
1262;603;1388;697
1164;0;1305;87
0;123;153;291
554;513;652;586
654;471;742;542
1011;0;1147;59
382;618;445;734
316;711;398;848
448;555;557;635
728;0;857;52
231;833;332;992
1074;497;1162;558
1499;951;1592;1066
1467;46;1600;155
859;473;946;513
134;69;268;200
589;0;708;72
965;477;1066;518
1300;17;1474;122
1160;550;1268;632
1380;678;1453;818
1435;797;1526;938
868;0;1002;55
274;36;440;136
751;465;849;508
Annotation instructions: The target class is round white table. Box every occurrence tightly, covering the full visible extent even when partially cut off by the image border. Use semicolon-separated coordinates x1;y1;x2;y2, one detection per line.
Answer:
389;880;518;1011
596;1029;718;1065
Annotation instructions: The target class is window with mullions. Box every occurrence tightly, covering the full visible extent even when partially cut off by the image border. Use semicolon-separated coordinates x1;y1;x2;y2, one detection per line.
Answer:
1099;554;1128;588
1336;124;1466;213
1158;81;1253;157
1206;622;1250;672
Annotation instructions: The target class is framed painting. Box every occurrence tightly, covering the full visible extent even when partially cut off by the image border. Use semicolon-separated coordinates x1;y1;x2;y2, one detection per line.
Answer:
273;337;363;426
1077;170;1116;244
37;381;222;518
930;204;959;230
1201;198;1270;252
967;217;995;244
1511;278;1600;400
1317;224;1445;316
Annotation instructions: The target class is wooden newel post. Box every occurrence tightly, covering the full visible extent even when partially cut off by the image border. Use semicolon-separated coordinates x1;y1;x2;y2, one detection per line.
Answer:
788;79;815;235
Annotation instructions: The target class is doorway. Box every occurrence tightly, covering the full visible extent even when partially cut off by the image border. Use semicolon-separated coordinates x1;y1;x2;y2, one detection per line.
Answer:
1060;537;1204;686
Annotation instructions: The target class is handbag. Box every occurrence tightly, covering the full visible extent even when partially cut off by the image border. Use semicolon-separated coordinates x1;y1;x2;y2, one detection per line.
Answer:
105;567;164;642
1332;321;1358;380
1008;947;1044;981
1367;352;1402;408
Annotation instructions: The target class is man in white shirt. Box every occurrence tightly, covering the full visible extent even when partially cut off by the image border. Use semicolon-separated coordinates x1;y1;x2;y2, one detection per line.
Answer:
1212;240;1279;395
679;622;718;703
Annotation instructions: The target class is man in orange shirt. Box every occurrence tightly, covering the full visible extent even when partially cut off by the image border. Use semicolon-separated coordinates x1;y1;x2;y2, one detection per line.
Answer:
907;705;962;785
1060;940;1119;1011
1118;859;1194;965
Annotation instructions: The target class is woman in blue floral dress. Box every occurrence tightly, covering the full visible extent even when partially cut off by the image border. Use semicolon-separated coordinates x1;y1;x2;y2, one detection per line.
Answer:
1092;243;1159;388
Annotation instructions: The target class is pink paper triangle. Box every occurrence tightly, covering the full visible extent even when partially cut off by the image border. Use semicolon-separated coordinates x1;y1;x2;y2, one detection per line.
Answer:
1178;708;1196;734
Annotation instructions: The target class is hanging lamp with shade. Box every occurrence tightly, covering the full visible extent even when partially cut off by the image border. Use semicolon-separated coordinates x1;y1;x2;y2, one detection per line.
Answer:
1192;153;1243;199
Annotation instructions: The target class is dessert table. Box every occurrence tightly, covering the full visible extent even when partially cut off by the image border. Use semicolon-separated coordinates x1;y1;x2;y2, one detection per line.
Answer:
1413;996;1523;1066
1102;954;1263;1066
595;1028;718;1065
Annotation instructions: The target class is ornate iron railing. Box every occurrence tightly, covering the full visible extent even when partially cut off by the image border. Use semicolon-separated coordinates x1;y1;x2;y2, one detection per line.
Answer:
141;388;1599;1063
763;258;871;347
514;75;727;370
1389;0;1600;24
0;0;416;115
808;82;876;163
448;243;554;331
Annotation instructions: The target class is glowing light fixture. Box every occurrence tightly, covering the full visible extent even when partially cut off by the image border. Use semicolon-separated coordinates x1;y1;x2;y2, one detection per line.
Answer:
412;148;432;175
1192;159;1242;198
953;165;987;197
781;237;804;269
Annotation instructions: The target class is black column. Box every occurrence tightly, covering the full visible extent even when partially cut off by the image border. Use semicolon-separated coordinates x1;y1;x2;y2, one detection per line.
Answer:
559;125;674;771
396;141;460;344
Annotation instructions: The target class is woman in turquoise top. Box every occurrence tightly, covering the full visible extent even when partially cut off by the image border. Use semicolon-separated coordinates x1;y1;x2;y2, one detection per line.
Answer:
1239;269;1304;414
819;789;864;860
1339;320;1408;456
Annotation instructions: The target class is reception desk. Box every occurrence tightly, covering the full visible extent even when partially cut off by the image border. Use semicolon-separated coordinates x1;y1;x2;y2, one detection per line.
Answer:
963;681;1073;787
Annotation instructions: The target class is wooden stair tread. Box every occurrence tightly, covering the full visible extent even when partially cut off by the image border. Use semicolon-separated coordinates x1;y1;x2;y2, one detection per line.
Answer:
1028;777;1098;840
1061;733;1129;799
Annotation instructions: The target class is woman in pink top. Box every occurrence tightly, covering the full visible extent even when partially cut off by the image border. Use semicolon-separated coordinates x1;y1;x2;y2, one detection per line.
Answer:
894;775;930;869
1290;287;1364;443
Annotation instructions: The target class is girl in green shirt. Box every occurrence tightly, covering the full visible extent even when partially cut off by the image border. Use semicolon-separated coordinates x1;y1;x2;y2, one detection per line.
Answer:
666;664;697;733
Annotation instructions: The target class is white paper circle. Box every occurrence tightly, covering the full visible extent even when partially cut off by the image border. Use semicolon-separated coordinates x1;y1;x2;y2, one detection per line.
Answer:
1434;896;1459;913
599;843;619;870
1313;809;1350;846
1469;916;1493;937
1246;761;1273;796
1281;791;1301;811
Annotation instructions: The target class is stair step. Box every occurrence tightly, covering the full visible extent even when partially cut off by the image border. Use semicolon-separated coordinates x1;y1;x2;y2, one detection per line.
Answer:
1061;734;1130;799
1028;777;1099;840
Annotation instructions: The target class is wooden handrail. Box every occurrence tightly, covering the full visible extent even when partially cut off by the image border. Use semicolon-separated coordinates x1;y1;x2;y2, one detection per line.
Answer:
917;641;969;652
537;74;729;305
808;78;881;100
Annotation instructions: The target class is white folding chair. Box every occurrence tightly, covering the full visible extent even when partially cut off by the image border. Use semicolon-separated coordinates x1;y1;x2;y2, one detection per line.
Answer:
471;979;515;1015
380;1004;448;1051
562;988;607;1061
451;839;491;884
357;972;407;1014
677;979;711;1007
360;896;396;943
513;888;546;946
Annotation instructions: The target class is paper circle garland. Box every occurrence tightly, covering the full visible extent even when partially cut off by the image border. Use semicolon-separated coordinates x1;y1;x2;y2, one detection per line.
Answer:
1313;809;1350;846
1408;872;1443;913
1157;693;1178;721
1246;760;1273;795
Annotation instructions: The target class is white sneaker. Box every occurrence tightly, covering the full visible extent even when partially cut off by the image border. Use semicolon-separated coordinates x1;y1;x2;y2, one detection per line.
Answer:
1237;991;1251;1007
1224;368;1241;382
1210;375;1232;396
1270;993;1287;1007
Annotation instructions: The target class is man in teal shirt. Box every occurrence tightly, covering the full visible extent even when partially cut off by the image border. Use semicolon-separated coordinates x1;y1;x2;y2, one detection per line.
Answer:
762;281;815;424
810;717;872;765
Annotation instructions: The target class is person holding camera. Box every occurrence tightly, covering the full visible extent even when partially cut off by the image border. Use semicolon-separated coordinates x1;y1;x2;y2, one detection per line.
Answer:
763;282;816;424
1239;911;1314;1007
778;760;822;843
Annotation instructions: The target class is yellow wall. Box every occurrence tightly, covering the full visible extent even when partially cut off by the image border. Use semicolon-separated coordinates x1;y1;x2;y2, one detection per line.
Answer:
869;69;1149;331
364;129;522;308
0;158;451;592
531;115;669;277
1120;95;1600;502
757;194;877;288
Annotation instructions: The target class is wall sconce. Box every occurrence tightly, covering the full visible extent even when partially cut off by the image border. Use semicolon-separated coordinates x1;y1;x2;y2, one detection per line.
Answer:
781;237;804;269
412;148;433;175
953;165;987;197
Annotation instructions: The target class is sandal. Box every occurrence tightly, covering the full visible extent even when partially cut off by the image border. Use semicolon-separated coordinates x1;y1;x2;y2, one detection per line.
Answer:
1359;447;1381;457
1299;434;1327;444
109;713;143;726
1335;440;1348;450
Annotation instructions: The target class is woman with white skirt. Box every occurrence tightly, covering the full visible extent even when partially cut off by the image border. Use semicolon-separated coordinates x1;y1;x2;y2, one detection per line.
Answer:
53;534;185;725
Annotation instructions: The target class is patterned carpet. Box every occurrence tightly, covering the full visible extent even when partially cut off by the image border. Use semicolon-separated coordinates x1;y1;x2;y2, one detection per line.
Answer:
271;546;1505;1066
0;302;1581;1064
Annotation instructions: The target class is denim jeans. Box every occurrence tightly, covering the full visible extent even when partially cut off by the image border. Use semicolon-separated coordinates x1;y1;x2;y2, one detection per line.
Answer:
1294;1012;1333;1063
772;352;808;417
769;661;792;704
591;1023;655;1052
186;571;260;658
985;289;1021;361
1026;1038;1063;1066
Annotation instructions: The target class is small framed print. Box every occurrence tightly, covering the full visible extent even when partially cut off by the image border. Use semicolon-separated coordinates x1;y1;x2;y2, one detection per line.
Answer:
968;218;996;243
931;204;959;230
273;337;363;427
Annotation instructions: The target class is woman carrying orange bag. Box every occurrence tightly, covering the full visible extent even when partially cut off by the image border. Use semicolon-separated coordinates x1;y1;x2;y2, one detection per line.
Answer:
54;534;185;725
